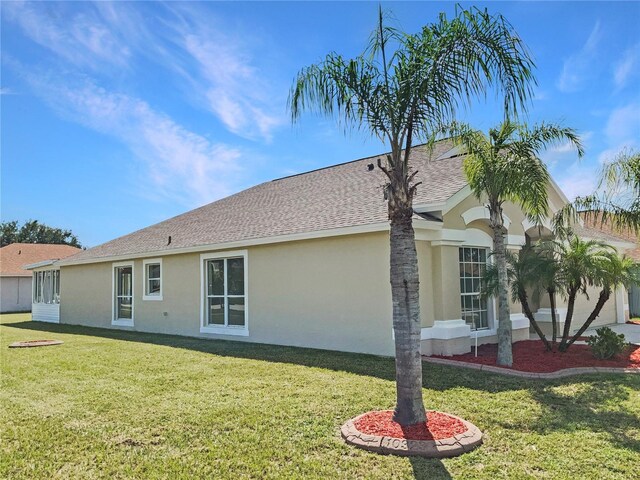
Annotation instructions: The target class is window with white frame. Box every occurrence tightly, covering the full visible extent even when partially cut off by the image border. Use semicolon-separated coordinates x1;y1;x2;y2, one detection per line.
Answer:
202;252;247;334
114;264;133;323
32;270;60;304
459;247;489;330
143;259;162;300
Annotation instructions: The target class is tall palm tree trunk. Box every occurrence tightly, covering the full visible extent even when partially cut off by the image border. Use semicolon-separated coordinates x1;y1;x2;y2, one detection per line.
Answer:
387;155;426;426
565;288;611;350
491;210;513;366
390;218;426;425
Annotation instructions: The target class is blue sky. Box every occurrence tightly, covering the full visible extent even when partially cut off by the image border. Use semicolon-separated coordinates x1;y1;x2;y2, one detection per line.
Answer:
2;1;639;247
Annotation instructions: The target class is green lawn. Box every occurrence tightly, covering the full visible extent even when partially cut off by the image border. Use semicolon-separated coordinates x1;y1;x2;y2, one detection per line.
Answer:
1;313;639;479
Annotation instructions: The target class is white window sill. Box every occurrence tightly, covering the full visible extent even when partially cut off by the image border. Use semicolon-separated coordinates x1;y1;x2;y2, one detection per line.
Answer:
112;319;134;327
470;328;496;338
142;295;163;301
200;326;249;337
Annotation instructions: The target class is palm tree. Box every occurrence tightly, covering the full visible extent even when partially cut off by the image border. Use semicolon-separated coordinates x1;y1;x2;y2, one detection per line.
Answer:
451;121;583;366
289;7;535;425
540;236;615;352
563;253;638;350
482;245;552;351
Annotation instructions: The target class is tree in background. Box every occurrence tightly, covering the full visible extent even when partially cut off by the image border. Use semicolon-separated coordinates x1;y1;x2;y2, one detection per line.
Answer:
290;6;535;425
452;121;583;366
0;220;82;248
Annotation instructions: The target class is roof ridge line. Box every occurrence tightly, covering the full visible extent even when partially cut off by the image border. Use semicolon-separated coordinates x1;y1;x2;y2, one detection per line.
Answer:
271;139;449;182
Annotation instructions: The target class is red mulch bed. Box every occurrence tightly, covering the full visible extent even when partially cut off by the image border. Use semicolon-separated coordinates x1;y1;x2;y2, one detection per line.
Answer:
354;410;467;441
627;320;640;326
431;340;640;373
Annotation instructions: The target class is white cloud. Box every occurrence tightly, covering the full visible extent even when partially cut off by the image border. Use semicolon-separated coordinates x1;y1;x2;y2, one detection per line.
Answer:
3;2;131;70
554;161;598;201
173;18;284;142
4;2;285;142
614;45;639;90
19;67;243;207
550;131;593;154
557;22;601;92
604;102;640;145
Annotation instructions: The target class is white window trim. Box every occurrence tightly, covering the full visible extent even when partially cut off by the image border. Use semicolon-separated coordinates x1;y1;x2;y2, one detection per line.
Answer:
458;245;497;332
112;261;134;327
200;250;248;336
142;258;163;301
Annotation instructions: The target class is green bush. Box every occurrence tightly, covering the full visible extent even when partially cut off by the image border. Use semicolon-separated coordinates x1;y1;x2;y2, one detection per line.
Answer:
587;327;628;359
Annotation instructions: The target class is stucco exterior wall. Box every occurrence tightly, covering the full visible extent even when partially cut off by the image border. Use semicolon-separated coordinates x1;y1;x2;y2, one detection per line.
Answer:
571;284;618;329
0;277;32;312
61;232;400;355
430;245;463;321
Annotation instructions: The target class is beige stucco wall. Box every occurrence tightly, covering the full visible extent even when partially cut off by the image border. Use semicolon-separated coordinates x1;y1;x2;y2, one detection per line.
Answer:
416;241;435;327
61;232;402;356
430;245;462;321
0;276;32;312
570;284;618;329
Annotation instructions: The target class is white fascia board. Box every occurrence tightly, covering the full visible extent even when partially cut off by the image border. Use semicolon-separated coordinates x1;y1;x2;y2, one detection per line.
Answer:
414;185;473;217
23;259;58;270
60;220;442;267
548;176;570;208
58;223;391;266
443;185;472;215
413;201;446;213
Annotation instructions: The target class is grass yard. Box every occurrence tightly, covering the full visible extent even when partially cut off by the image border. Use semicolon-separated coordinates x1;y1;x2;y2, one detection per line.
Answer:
1;313;639;479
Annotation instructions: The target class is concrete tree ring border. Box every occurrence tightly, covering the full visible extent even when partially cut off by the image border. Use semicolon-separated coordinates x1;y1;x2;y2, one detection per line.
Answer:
9;340;64;348
341;410;483;458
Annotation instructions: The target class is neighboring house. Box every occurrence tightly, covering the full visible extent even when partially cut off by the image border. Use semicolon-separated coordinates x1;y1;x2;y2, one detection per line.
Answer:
0;243;81;314
53;141;634;356
578;213;640;318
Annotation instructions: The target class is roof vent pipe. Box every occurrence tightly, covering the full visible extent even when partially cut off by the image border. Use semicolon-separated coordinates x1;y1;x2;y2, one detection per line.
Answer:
167;236;172;246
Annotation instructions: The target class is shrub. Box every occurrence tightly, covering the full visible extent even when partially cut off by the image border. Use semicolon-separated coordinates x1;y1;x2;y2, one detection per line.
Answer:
587;327;627;359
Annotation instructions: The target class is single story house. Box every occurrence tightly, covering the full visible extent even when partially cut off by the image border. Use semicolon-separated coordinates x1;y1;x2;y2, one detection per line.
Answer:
49;141;634;356
0;243;80;314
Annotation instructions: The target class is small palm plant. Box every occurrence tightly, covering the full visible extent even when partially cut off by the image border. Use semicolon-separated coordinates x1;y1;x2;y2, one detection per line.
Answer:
482;245;553;351
541;235;633;352
562;252;638;350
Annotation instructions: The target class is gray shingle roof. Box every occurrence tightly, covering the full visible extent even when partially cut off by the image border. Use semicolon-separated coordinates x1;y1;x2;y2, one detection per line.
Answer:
64;141;467;264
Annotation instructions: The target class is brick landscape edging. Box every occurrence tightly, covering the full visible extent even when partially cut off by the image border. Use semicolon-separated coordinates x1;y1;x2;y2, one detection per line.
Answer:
423;356;640;379
341;410;483;458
